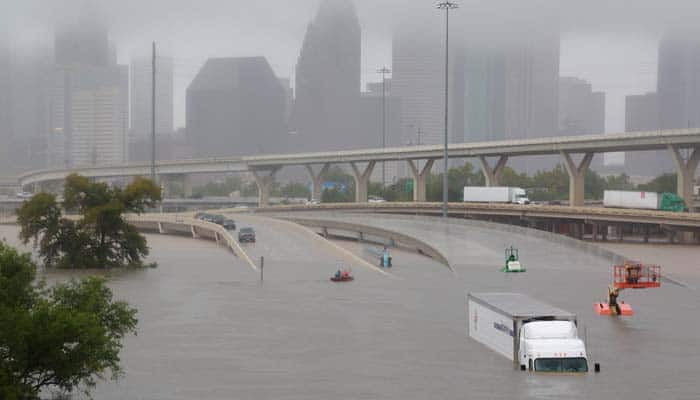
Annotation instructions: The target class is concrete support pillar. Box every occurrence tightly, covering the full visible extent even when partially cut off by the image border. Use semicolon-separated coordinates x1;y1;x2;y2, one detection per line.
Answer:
478;155;509;187
561;152;594;207
591;223;598;242
669;146;699;211
183;175;193;199
407;159;435;202
305;163;330;201
252;168;279;207
350;161;376;203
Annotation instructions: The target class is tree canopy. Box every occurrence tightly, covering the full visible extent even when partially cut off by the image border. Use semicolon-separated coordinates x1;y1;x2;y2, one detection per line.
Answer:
0;242;137;399
17;174;161;269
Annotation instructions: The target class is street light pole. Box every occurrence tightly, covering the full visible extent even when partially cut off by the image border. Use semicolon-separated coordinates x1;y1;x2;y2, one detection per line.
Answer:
377;67;391;188
437;1;457;218
151;41;157;183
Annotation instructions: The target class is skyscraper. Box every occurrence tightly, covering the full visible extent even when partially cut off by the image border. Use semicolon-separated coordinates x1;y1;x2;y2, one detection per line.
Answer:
392;24;444;148
186;57;287;158
292;0;361;151
657;32;700;130
0;37;11;173
558;77;606;136
49;11;129;167
130;51;174;142
623;31;700;178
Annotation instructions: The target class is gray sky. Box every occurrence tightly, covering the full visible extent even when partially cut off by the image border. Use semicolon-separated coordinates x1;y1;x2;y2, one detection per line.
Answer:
3;0;697;131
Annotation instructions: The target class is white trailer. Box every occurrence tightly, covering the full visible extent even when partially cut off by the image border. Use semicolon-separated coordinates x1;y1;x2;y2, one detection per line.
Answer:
603;190;659;210
468;292;590;373
463;187;530;204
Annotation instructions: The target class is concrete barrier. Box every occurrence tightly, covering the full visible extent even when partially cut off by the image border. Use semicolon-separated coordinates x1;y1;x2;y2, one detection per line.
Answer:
280;216;452;271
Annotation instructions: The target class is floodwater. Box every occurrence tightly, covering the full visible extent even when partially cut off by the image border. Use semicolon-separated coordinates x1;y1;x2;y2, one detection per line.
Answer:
1;213;698;400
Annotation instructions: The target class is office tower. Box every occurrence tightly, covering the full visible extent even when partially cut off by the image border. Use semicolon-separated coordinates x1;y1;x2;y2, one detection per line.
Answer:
49;11;129;168
130;51;174;143
186;57;287;157
558;77;606;136
292;0;361;151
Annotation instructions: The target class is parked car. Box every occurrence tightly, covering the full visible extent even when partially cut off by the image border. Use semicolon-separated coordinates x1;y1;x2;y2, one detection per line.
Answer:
368;196;386;203
222;219;236;231
238;227;256;243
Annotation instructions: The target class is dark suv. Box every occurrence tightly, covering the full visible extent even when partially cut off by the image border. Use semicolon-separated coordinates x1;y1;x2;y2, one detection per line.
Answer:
222;219;236;231
238;227;256;243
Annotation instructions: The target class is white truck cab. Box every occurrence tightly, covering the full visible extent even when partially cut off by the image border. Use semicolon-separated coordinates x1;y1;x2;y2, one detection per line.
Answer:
519;321;588;372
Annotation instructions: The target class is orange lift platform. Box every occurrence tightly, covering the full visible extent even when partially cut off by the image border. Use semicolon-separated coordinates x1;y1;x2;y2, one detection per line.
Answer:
595;262;661;316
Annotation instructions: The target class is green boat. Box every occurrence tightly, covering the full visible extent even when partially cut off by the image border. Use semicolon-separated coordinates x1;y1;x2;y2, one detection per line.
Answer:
502;246;526;273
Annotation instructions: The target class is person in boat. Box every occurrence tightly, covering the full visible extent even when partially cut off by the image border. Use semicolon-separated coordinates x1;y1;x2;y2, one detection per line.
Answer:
335;270;342;279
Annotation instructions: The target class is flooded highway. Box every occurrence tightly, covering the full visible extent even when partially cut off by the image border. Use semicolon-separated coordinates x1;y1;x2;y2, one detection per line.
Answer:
1;213;698;399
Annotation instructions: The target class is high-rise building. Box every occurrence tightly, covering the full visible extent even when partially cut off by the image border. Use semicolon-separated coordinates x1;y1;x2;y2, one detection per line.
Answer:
657;32;700;130
49;65;129;167
8;47;52;172
292;0;361;151
392;24;444;149
558;77;606;136
0;36;11;173
623;31;700;178
623;92;670;177
186;57;287;158
130;51;174;144
55;18;110;68
503;35;560;142
49;12;129;168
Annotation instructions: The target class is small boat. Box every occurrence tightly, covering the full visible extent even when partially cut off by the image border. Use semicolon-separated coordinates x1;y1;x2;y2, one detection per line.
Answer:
330;269;354;282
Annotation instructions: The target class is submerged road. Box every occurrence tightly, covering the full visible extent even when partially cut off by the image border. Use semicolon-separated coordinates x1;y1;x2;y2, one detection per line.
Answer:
0;212;697;399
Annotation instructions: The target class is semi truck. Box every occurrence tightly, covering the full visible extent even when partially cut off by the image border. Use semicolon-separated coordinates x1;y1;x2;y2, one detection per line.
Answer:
603;190;686;212
463;187;530;204
468;292;590;373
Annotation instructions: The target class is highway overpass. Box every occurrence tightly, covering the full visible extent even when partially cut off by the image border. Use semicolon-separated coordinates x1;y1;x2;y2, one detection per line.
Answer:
15;128;700;209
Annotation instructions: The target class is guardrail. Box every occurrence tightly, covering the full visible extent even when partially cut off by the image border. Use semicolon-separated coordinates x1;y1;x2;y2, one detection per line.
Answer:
281;216;452;270
125;214;258;271
250;202;700;229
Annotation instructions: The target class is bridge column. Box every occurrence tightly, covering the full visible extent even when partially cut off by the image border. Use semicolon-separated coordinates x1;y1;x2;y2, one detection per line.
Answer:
305;163;330;201
182;175;193;199
252;168;279;207
350;161;376;202
669;145;700;211
478;155;508;187
561;152;594;207
407;159;434;202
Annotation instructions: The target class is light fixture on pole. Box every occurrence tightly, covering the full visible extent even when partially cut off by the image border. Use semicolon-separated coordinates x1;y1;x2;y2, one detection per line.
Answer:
377;66;392;188
437;1;458;218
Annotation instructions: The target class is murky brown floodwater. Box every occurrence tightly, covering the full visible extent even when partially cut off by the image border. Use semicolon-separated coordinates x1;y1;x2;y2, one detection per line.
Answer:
1;213;698;399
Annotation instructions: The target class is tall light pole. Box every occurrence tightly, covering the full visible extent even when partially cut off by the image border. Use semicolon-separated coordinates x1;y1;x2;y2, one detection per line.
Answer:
151;41;157;183
377;67;391;188
437;1;457;218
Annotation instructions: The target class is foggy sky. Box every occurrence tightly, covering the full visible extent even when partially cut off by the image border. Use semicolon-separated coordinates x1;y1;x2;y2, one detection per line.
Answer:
3;0;700;131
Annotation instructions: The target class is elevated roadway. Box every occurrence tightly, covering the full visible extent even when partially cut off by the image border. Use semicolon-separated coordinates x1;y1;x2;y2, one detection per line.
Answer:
249;202;700;243
15;129;700;209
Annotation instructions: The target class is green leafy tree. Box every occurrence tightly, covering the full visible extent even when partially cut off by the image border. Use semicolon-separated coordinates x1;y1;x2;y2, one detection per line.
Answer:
638;173;677;193
192;176;243;198
0;242;138;399
274;182;311;198
17;174;161;269
530;164;569;201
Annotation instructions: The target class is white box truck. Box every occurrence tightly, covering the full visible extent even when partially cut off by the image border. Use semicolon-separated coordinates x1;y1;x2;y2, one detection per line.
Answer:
468;292;590;373
463;187;530;204
603;190;659;210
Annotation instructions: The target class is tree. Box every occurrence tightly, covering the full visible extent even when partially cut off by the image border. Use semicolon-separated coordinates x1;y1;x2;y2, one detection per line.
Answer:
17;174;161;269
530;165;569;201
638;173;677;194
0;242;138;399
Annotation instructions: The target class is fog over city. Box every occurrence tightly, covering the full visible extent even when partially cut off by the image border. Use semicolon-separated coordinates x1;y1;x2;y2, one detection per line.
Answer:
2;0;700;176
4;0;700;128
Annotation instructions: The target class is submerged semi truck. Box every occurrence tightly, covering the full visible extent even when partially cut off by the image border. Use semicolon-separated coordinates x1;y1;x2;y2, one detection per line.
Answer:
468;292;591;373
